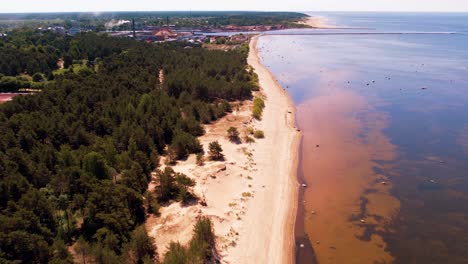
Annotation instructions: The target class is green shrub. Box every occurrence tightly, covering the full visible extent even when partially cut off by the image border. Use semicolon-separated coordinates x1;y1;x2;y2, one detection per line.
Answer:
171;130;203;159
252;97;265;120
155;167;196;204
188;217;215;261
253;130;264;139
208;141;224;160
163;217;216;263
253;97;265;108
175;173;196;205
244;136;255;143
196;153;205;166
126;225;155;263
145;192;160;215
163;242;188;264
252;108;261;120
227;127;240;142
32;73;44;82
249;72;260;91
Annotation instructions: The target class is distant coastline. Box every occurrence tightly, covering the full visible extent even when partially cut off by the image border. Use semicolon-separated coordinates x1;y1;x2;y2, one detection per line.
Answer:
299;16;338;29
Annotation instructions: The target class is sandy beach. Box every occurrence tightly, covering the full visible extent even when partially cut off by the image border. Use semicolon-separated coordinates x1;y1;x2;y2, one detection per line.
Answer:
300;16;337;29
145;35;300;263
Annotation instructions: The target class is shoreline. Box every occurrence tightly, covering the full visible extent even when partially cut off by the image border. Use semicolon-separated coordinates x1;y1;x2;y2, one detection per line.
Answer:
300;16;368;30
247;35;301;264
300;16;337;29
145;35;301;263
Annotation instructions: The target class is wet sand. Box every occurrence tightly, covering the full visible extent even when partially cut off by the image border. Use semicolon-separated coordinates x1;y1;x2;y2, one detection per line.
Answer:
296;78;400;263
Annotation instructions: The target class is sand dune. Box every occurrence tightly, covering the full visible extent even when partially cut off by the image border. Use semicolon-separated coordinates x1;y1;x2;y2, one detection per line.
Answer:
145;36;300;263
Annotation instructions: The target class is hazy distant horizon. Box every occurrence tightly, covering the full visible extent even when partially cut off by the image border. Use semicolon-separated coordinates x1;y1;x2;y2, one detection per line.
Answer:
1;10;467;15
1;0;466;13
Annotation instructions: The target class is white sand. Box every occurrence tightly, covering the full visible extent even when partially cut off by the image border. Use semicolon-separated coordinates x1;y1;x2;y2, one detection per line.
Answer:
145;35;300;264
300;16;337;29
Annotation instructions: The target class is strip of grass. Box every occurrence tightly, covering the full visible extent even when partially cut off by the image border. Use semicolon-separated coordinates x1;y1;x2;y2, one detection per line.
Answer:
252;97;265;120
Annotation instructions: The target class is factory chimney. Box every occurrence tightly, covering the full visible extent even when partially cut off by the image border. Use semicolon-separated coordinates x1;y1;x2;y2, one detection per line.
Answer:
132;19;136;38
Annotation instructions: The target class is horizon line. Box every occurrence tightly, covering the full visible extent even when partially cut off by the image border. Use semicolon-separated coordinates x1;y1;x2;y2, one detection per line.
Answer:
1;10;468;15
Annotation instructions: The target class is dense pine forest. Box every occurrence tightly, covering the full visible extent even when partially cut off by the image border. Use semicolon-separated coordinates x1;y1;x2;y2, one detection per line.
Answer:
0;11;308;31
0;29;257;263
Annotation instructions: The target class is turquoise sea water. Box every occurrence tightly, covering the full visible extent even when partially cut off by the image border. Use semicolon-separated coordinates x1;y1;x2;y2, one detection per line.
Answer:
258;12;468;263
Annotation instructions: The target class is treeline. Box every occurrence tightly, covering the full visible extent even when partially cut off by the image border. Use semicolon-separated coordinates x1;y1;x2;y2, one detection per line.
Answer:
0;30;256;263
0;29;66;77
207;12;308;27
0;11;309;32
0;29;136;91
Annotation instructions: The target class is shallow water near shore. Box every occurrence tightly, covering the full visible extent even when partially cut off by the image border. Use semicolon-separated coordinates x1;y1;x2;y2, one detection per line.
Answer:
257;12;468;264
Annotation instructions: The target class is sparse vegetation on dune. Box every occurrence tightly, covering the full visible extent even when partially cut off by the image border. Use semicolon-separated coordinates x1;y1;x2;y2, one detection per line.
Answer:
0;29;258;263
227;126;240;142
208;141;224;161
155;167;197;205
252;97;265;120
163;217;216;264
196;152;205;166
254;130;265;139
244;135;255;143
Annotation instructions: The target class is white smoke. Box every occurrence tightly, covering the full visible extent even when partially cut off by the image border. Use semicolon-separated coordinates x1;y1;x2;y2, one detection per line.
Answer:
105;19;130;29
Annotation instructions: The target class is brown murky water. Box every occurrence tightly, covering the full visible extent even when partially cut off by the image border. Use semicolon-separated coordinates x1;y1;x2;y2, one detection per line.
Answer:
297;82;400;263
257;18;468;262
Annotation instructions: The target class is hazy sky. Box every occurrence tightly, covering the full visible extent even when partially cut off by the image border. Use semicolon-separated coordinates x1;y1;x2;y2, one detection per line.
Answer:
1;0;466;13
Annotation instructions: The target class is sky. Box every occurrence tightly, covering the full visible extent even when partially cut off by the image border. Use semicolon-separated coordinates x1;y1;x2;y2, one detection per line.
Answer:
1;0;466;13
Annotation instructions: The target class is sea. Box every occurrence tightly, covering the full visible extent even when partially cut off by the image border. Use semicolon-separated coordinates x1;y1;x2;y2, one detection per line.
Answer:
257;12;468;264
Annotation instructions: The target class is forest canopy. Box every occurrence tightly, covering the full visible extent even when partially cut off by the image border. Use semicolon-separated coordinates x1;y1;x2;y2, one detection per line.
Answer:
0;11;309;31
0;29;256;263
